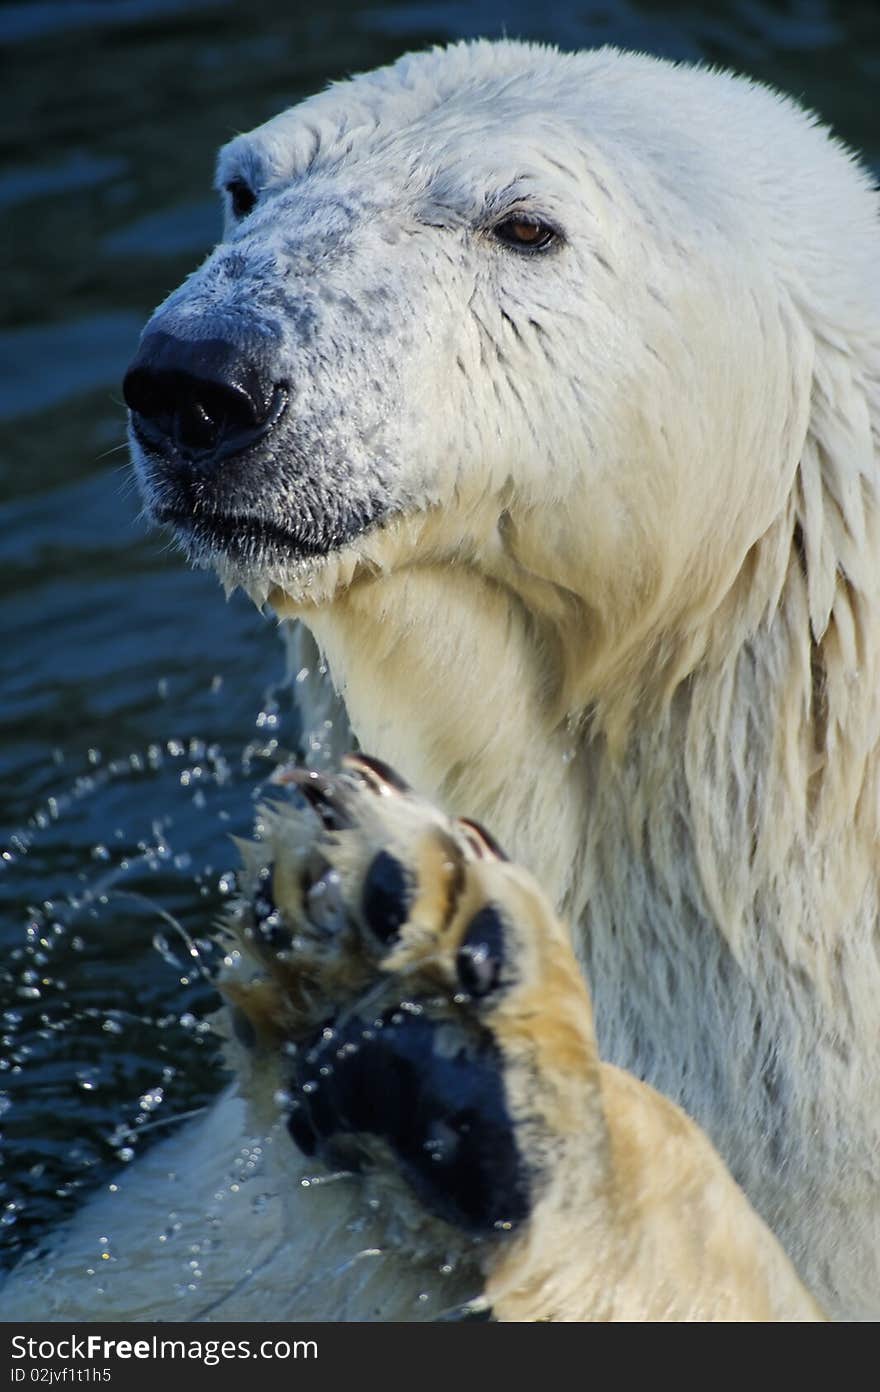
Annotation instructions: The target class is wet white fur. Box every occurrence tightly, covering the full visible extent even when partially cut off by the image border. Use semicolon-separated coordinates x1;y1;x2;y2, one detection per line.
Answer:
5;40;880;1320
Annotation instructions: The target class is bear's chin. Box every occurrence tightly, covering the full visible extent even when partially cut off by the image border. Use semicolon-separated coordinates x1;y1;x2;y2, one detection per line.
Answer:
166;519;387;611
155;506;353;564
202;504;450;612
148;496;398;605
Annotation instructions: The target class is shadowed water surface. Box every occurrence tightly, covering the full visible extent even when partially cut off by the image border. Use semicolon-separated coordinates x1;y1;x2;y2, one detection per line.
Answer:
0;0;878;1272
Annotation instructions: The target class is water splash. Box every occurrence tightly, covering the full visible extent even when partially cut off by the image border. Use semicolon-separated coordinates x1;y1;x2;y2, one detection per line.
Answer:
0;659;345;1270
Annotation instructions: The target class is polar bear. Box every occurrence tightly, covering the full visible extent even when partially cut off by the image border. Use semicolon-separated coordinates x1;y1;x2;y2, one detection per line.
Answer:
6;38;880;1321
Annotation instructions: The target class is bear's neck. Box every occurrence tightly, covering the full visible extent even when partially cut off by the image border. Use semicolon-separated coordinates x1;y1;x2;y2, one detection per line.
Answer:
295;548;880;941
299;563;589;911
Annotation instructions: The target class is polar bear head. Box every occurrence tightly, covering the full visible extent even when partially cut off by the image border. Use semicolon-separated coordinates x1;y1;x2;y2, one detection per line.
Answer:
126;38;879;789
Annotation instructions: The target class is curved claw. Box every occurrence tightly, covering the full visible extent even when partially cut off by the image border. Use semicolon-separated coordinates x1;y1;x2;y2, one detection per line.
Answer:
457;818;510;863
342;752;413;796
271;766;352;830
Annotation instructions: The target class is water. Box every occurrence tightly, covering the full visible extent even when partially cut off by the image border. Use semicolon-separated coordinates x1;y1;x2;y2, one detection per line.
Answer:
0;0;878;1273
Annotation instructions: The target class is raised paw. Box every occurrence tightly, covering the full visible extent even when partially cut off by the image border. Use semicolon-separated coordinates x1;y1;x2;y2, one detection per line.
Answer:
222;754;594;1245
220;755;824;1322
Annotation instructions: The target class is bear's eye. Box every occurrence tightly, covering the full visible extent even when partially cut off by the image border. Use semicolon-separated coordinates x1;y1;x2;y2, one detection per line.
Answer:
491;214;558;253
226;178;257;219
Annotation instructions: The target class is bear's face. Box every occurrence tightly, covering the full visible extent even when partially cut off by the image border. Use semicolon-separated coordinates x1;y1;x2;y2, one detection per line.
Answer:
127;44;811;682
129;101;625;603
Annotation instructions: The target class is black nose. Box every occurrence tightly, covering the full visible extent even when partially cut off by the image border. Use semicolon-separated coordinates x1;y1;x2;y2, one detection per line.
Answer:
122;331;285;462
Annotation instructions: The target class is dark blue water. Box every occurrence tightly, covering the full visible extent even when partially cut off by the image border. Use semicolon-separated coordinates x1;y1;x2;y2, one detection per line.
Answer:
1;0;878;1271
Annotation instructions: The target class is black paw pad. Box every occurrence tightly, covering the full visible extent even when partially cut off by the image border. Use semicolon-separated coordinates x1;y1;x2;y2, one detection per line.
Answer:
456;906;505;999
288;1009;531;1235
361;850;412;944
